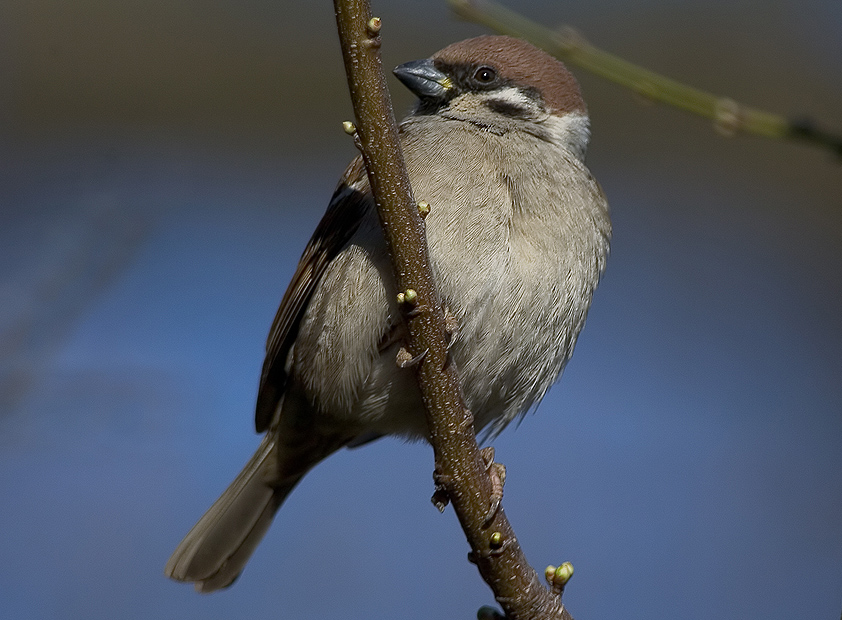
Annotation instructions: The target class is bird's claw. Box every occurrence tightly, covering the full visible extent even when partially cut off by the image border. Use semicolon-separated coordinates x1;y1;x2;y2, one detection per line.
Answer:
396;347;429;368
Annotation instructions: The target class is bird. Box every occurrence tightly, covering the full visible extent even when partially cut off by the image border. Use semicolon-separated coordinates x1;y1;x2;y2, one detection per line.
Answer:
165;34;611;592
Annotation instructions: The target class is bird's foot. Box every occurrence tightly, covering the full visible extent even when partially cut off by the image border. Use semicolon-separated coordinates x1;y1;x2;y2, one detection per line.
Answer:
396;346;429;368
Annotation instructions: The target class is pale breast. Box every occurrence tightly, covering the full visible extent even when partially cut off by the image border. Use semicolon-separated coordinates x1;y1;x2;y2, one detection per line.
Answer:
291;115;609;439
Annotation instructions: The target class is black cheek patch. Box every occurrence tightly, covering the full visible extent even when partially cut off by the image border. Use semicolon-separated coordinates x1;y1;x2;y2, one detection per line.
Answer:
485;98;529;118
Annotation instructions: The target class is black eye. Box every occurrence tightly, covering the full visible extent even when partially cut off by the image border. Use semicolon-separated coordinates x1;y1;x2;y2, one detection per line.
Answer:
473;66;497;83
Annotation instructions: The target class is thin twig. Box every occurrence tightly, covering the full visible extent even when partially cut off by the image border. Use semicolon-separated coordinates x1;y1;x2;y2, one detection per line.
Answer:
332;1;574;618
449;0;842;156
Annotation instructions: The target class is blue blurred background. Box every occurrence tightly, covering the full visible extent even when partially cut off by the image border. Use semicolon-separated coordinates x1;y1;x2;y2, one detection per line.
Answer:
2;1;841;618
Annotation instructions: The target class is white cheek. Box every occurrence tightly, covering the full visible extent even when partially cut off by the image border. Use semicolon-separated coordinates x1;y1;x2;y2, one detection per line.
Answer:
492;86;537;110
544;112;591;161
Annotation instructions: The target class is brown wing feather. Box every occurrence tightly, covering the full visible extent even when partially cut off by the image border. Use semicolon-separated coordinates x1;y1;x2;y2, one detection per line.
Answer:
255;156;371;432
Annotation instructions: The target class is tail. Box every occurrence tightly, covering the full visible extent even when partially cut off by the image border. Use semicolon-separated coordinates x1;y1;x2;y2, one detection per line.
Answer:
164;435;299;592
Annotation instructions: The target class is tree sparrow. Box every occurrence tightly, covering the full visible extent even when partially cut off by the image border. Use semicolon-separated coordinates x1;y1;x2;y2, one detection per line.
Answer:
166;35;611;592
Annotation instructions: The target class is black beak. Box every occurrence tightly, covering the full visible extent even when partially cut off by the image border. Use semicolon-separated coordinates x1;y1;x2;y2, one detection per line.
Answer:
393;59;452;100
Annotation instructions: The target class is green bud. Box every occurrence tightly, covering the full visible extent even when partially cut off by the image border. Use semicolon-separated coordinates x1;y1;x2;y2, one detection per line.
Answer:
403;288;418;305
366;17;382;35
554;562;574;585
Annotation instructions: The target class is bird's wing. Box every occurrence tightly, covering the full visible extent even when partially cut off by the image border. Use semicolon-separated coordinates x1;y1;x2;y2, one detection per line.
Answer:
255;156;371;432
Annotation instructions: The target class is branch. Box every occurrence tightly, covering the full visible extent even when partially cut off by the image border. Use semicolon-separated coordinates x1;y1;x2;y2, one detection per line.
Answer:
332;1;574;617
449;0;842;157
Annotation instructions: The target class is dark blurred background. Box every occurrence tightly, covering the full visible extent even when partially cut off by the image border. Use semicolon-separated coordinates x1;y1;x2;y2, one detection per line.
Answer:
1;1;840;619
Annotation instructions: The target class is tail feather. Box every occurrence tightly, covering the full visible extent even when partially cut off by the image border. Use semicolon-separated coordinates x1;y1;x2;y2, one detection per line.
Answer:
165;435;300;592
